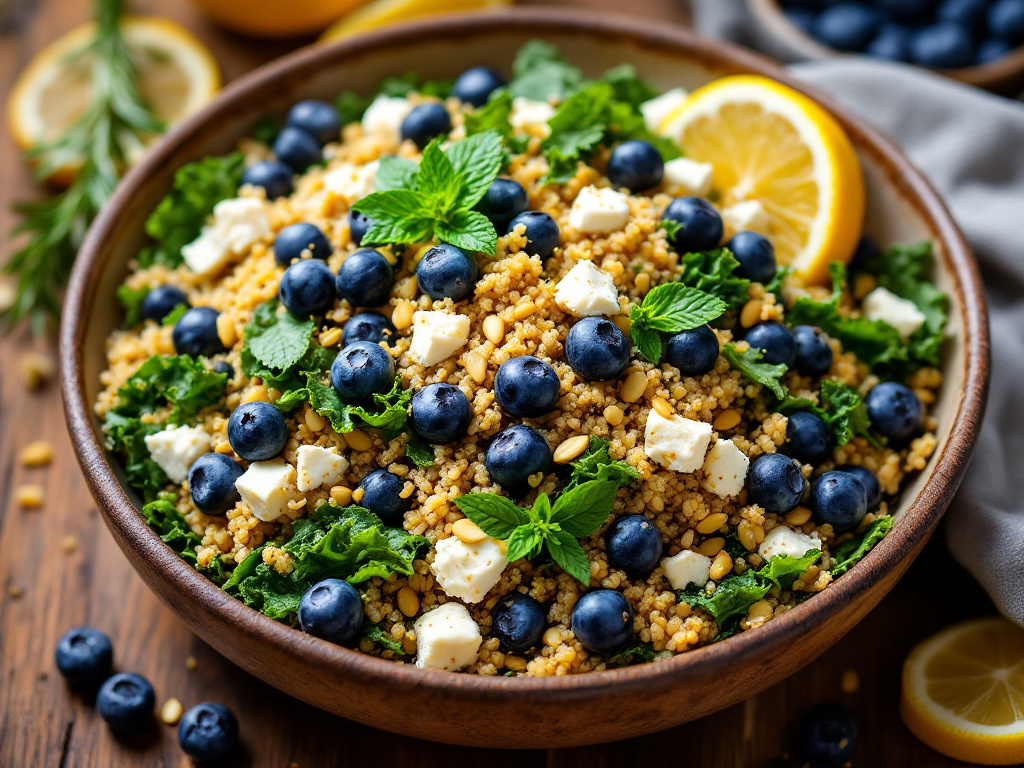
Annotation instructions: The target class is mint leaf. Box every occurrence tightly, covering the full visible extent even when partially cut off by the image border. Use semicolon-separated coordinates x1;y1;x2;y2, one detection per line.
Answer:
335;91;372;125
541;81;613;184
161;303;188;327
566;436;640;490
765;266;793;296
436;209;497;254
831;516;893;576
463;89;514;138
416;139;461;212
374;156;419;192
403;430;434;467
549;479;619;538
363;623;406;655
630;326;664;364
506;524;545;562
757;549;822;591
631;283;728;333
546;529;592;585
243;300;315;372
659;219;682;241
679;248;752;312
508;40;584;101
445;130;505;206
722;343;788;400
352;190;434;245
455;493;530;539
117;283;149;328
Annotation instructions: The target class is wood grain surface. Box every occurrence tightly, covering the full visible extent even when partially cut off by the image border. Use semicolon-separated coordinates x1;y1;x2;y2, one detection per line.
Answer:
0;1;990;765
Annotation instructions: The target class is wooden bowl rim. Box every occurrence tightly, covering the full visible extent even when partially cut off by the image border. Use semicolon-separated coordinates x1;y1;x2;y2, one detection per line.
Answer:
60;7;989;702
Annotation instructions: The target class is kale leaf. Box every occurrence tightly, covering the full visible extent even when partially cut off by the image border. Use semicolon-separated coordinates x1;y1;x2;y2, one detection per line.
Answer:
831;516;894;576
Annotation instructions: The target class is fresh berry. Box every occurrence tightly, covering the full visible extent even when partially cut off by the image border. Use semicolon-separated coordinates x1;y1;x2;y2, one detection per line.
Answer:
747;453;806;515
785;411;834;466
227;401;289;461
476;178;529;230
330;341;395;402
491;592;546;654
812;3;882;51
348;208;374;247
172;307;226;358
142;285;189;323
507;211;560;258
865;381;924;441
565;317;630;381
188;454;243;515
357;469;407;524
411;383;472;444
273;222;332;266
178;702;240;763
664;325;719;378
97;673;155;732
494;355;561;418
812;471;868;532
607;140;664;192
798;703;859;767
335;249;393;307
273;126;321;173
453;66;507;107
400;103;452;148
241;160;293;200
727;231;777;284
279;259;336;316
286;100;341;145
841;466;882;510
298;578;364;644
55;627;113;685
571;590;633;656
606;515;663;576
416;243;479;302
910;22;976;68
342;311;395;348
485;425;551;490
792;325;833;377
745;321;797;367
663;197;723;252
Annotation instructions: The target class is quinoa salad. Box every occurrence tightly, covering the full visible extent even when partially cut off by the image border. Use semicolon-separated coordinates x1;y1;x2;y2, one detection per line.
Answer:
97;42;946;675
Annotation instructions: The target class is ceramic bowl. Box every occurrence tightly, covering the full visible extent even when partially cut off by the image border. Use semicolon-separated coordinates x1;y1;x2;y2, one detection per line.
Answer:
61;8;989;749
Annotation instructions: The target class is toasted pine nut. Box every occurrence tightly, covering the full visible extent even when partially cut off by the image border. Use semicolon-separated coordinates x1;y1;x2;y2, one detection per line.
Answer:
401;634;418;655
740;299;763;329
465;349;488;383
748;599;773;620
397;585;420;617
611;314;631;334
553;435;590;463
330;486;353;506
699;536;725;557
304;407;326;432
399;481;415;500
621;371;648;403
20;440;53;467
634;272;651;295
392;300;415;330
652;397;674;419
482;315;505;344
696;512;729;535
513;300;536;320
785;506;813;526
543;627;563;647
841;669;860;694
16;485;44;509
453;518;487;544
352;487;365;503
710;550;733;581
679;529;695;549
216;313;237;348
604;405;624;426
737;520;757;552
242;386;269;404
505;655;529;671
713;409;742;431
160;698;184;726
318;327;343;347
343;428;372;451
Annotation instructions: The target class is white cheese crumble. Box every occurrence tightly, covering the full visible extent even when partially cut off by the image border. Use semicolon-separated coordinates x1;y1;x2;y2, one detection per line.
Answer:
235;460;299;522
862;286;926;339
430;536;508;604
409;310;471;367
554;260;620;317
662;550;712;591
663;157;714;197
413;602;482;671
701;439;750;499
758;526;822;561
640;87;689;141
324;160;379;203
143;425;210;485
721;200;770;236
509;97;555;136
568;185;630;234
361;95;413;141
644;411;713;473
295;445;348;493
181;198;271;276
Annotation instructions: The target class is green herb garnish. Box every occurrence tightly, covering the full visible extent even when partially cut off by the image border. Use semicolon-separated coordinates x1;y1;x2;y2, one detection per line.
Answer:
241;299;315;372
565;436;640;491
507;40;585;102
142;497;227;584
780;380;878;447
722;343;789;400
678;248;752;313
116;283;149;328
363;624;406;655
305;373;412;436
629;283;728;363
830;516;893;576
334;72;455;125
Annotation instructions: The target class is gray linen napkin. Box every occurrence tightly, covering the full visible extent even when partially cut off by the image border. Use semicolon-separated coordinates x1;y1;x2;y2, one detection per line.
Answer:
694;0;1024;623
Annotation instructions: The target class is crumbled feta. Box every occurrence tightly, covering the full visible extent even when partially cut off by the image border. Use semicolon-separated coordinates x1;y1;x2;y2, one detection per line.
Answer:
361;95;413;141
640;87;689;140
662;550;712;590
324;160;379;203
862;286;926;339
702;439;750;499
181;198;271;276
235;460;299;522
143;425;210;485
663;157;714;197
721;200;770;235
295;445;348;493
409;311;471;367
758;526;822;561
554;260;620;317
430;536;508;604
569;185;630;234
644;411;713;473
414;602;482;671
509;97;555;136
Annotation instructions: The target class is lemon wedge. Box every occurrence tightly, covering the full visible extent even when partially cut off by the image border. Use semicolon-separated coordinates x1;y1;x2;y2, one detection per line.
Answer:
321;0;512;41
188;0;369;38
901;617;1024;765
667;75;865;285
8;16;220;184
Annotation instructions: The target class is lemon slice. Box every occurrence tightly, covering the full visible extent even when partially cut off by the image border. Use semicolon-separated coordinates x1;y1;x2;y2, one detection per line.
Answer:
189;0;369;38
667;75;865;285
901;617;1024;765
321;0;512;41
8;16;220;183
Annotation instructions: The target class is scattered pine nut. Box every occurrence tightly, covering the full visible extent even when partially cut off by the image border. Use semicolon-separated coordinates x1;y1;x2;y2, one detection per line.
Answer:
453;518;487;544
513;299;536;320
401;634;417;655
185;656;198;670
543;627;563;647
241;385;270;404
392;300;415;330
343;428;372;451
634;272;651;295
505;655;528;671
740;299;763;329
399;481;415;499
699;536;725;557
553;435;590;463
397;585;420;617
710;550;733;581
713;409;742;431
304;407;326;432
318;327;343;348
20;352;55;390
785;506;813;526
330;486;353;506
61;536;78;553
287;498;307;511
465;349;489;383
216;313;237;348
696;512;729;535
621;370;648;403
20;440;53;467
16;484;44;509
651;397;674;419
352;487;365;503
841;669;860;694
160;698;184;725
482;315;505;344
604;405;624;426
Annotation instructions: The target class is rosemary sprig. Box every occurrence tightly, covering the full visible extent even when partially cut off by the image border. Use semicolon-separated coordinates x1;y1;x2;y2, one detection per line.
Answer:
4;0;162;333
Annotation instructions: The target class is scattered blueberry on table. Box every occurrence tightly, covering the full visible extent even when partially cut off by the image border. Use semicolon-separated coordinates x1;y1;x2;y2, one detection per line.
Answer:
797;702;859;767
55;627;113;685
97;672;156;732
178;702;241;763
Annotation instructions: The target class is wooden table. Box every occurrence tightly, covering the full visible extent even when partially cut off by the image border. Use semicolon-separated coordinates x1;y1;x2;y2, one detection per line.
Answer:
0;1;991;764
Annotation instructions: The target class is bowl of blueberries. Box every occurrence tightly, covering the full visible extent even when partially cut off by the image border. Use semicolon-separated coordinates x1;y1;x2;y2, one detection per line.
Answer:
747;0;1024;92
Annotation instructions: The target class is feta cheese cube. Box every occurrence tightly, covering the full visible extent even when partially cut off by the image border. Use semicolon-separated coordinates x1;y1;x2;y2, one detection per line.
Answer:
702;439;750;499
324;160;379;203
569;185;630;234
144;425;210;485
181;197;271;276
862;286;926;339
721;200;770;236
662;157;714;197
644;411;713;473
295;445;349;493
640;87;689;140
414;602;482;671
409;310;471;367
509;97;555;136
361;95;413;141
235;460;299;522
554;260;620;317
662;550;712;590
758;526;822;561
430;535;508;604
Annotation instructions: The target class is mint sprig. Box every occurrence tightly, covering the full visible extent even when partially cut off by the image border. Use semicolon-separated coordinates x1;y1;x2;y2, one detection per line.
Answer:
629;283;727;363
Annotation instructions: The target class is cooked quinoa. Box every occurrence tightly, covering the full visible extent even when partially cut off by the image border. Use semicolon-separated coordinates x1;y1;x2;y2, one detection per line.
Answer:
96;44;944;676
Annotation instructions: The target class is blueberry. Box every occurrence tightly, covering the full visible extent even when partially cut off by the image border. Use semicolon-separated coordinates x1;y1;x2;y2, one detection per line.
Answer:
785;7;818;33
786;411;834;466
812;3;881;51
812;471;868;532
878;0;937;19
336;249;393;307
298;578;364;644
491;592;546;654
663;197;723;253
241;160;294;200
172;306;227;358
494;355;561;418
416;244;479;302
286;100;341;145
507;211;560;258
867;24;913;61
792;325;833;377
342;311;395;348
865;381;924;441
841;466;882;509
227;401;289;461
745;321;797;367
330;341;395;403
453;66;507;107
400;103;452;149
348;208;374;247
55;627;113;685
848;235;880;273
96;673;155;732
475;178;529;231
990;0;1024;43
272;126;322;173
665;325;719;378
747;453;806;515
978;36;1015;61
571;590;633;656
142;285;189;323
485;425;551;490
178;702;240;763
727;231;776;284
357;469;407;524
273;222;332;266
210;360;234;377
938;0;990;33
799;704;859;767
188;453;243;515
412;383;472;444
606;515;663;576
910;22;976;67
279;259;336;317
607;140;664;193
565;317;630;381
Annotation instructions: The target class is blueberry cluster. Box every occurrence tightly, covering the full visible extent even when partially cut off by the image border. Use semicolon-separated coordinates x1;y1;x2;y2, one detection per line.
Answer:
781;0;1024;67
